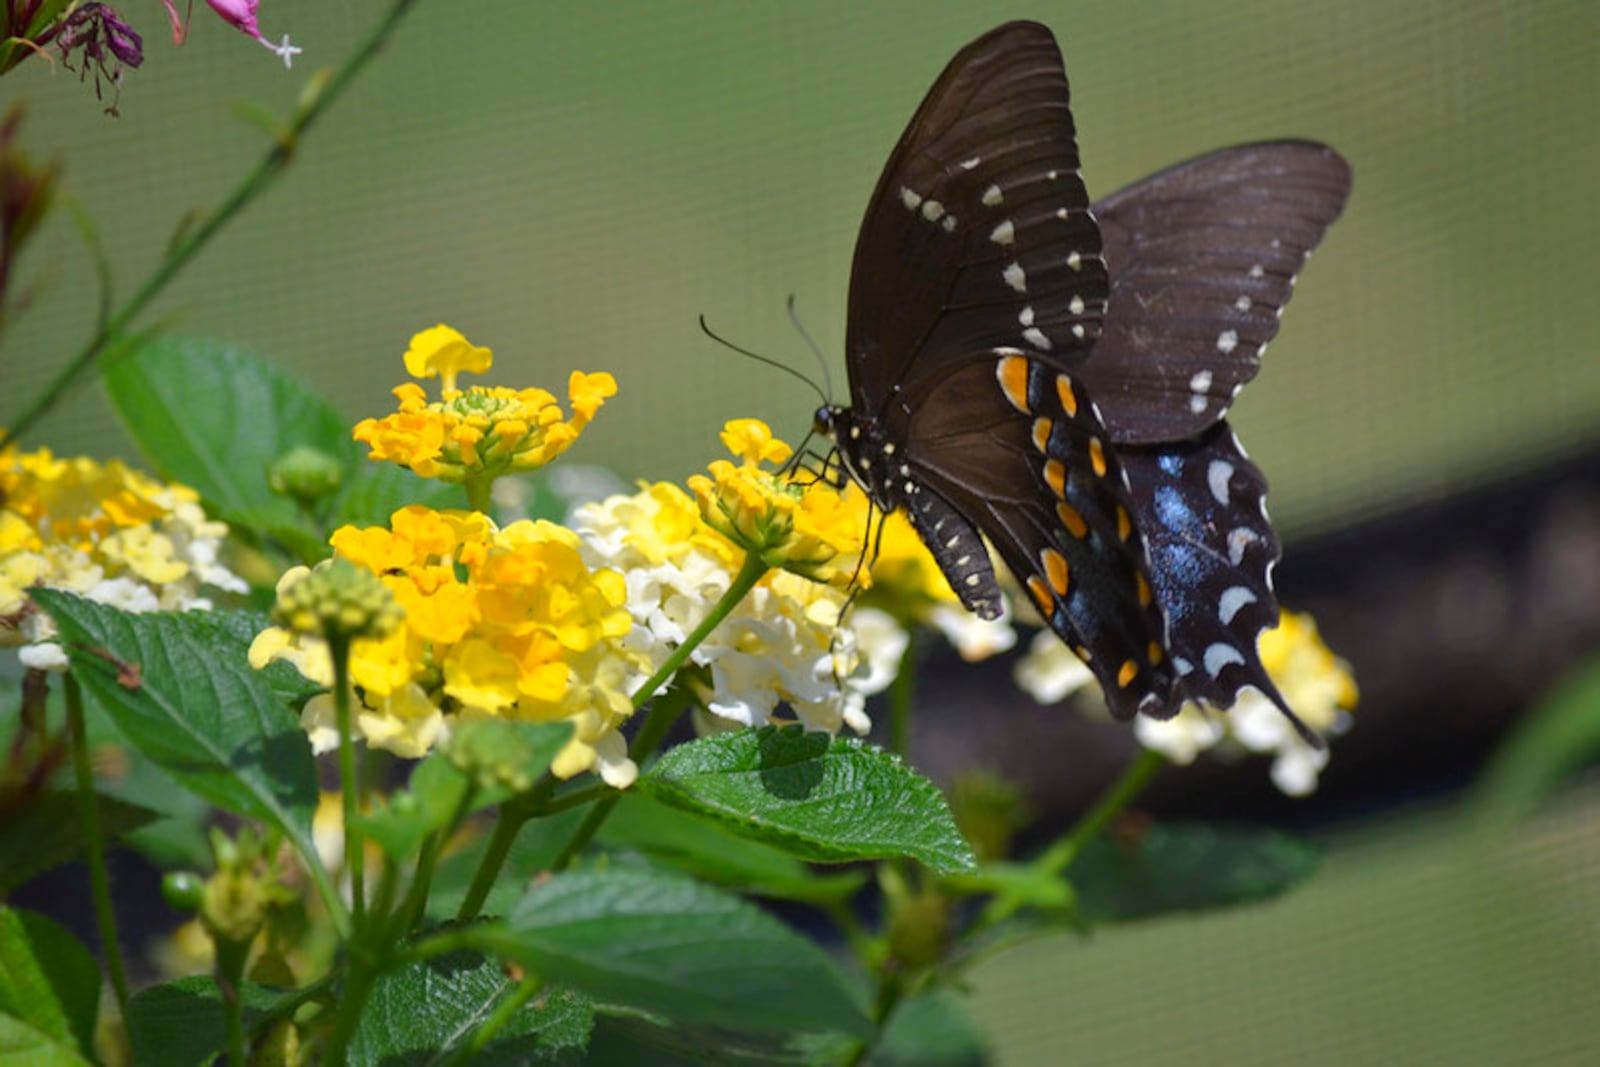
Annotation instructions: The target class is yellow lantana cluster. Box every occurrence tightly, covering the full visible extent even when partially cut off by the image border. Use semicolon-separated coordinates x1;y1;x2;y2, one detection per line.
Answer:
353;325;616;484
250;505;641;786
1;444;246;669
687;419;863;585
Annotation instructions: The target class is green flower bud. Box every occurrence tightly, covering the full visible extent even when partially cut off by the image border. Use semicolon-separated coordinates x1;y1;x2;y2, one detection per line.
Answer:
270;559;403;644
268;445;344;506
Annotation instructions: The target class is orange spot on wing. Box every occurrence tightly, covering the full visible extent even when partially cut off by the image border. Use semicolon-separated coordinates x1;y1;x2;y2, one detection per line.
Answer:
1147;641;1164;665
1136;572;1153;607
1089;437;1107;478
997;356;1031;413
1031;417;1053;453
1116;506;1133;542
1043;459;1067;499
1117;659;1138;688
1055;374;1079;417
1041;548;1070;596
1027;575;1054;616
1056;501;1088;539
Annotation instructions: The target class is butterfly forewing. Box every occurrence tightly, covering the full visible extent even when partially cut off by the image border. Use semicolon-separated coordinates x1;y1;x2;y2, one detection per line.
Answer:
846;21;1108;410
1084;141;1353;443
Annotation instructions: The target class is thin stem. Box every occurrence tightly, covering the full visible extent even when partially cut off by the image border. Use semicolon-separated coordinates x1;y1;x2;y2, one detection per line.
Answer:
330;639;365;924
887;628;920;757
1036;747;1166;876
0;0;425;450
322;861;400;1066
64;675;129;1018
546;685;692;874
396;781;475;936
454;784;546;922
626;552;770;712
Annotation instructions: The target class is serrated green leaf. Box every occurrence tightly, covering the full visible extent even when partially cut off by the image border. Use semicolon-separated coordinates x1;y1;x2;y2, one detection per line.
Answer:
463;866;872;1037
638;727;977;874
124;978;296;1067
349;951;592;1066
103;336;358;536
32;593;318;865
0;791;159;895
0;909;100;1059
1071;822;1320;922
598;794;865;904
0;1012;94;1066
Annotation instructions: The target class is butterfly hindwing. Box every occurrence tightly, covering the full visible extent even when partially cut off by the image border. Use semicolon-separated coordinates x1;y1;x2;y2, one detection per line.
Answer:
1119;423;1288;712
895;355;1180;719
846;21;1108;411
1083;141;1353;443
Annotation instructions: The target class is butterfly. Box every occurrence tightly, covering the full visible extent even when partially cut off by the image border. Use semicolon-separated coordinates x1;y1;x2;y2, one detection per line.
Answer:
814;21;1351;727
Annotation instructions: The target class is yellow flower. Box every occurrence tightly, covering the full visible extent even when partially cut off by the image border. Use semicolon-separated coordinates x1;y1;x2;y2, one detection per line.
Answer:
352;327;616;485
403;324;493;393
252;507;641;785
1;443;245;668
687;419;862;585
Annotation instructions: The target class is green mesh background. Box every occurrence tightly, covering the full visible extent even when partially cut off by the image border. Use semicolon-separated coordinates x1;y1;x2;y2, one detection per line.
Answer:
5;2;1598;540
4;4;1597;1062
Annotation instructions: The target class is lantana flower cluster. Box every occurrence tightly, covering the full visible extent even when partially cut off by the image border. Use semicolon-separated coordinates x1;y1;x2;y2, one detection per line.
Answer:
1;444;247;669
577;419;900;735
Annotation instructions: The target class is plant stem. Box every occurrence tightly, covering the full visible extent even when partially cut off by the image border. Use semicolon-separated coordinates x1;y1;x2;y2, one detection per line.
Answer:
63;675;129;1018
626;551;770;713
887;627;920;757
330;639;365;923
0;0;425;450
546;684;691;874
395;781;474;935
454;782;547;922
450;975;545;1065
1036;747;1165;876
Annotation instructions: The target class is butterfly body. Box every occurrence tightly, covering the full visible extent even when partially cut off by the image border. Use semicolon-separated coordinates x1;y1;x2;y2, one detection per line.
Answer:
821;21;1351;725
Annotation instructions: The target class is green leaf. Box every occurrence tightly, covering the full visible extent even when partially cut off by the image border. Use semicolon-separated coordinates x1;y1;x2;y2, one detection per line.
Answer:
348;951;592;1066
124;978;296;1067
587;1010;857;1066
0;791;159;895
0;909;100;1059
463;866;872;1037
877;990;989;1067
1071;822;1321;922
1472;654;1600;830
598;794;866;904
353;757;474;862
638;727;977;874
32;593;318;865
103;336;358;539
333;463;464;530
0;1012;94;1066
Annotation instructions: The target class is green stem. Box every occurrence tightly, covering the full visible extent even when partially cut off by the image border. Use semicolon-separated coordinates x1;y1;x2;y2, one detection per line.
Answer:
887;628;920;757
330;639;365;924
546;684;692;874
1036;747;1166;876
0;0;425;450
626;551;770;712
448;975;545;1065
322;863;400;1065
63;676;129;1018
396;782;475;936
454;783;547;922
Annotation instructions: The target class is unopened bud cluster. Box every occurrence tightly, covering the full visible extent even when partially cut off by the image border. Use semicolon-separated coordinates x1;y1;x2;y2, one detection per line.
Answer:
271;560;402;644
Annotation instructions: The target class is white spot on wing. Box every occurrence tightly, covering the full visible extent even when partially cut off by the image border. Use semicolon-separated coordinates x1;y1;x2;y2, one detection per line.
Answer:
959;156;981;170
1235;296;1253;312
1023;327;1052;351
900;187;922;212
1189;394;1208;414
982;184;1003;207
1018;306;1035;327
1174;656;1194;677
1227;527;1260;566
921;199;945;222
990;219;1015;245
1208;459;1234;506
1204;643;1246;678
1218;586;1258;625
1069;295;1085;315
1217;330;1239;354
1249;263;1265;278
1190;370;1213;393
1003;262;1027;293
941;215;957;232
1067;250;1082;270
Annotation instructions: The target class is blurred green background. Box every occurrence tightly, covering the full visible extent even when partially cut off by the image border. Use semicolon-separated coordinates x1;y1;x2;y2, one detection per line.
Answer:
6;2;1600;1064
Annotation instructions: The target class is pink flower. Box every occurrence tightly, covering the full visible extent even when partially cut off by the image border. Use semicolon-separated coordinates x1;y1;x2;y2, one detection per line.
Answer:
161;0;301;68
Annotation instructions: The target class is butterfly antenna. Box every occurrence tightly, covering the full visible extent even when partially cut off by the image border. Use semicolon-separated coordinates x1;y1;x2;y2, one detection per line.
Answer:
698;315;828;408
785;294;835;403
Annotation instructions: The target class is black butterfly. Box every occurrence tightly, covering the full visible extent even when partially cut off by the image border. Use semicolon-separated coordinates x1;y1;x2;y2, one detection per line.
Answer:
815;21;1351;726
